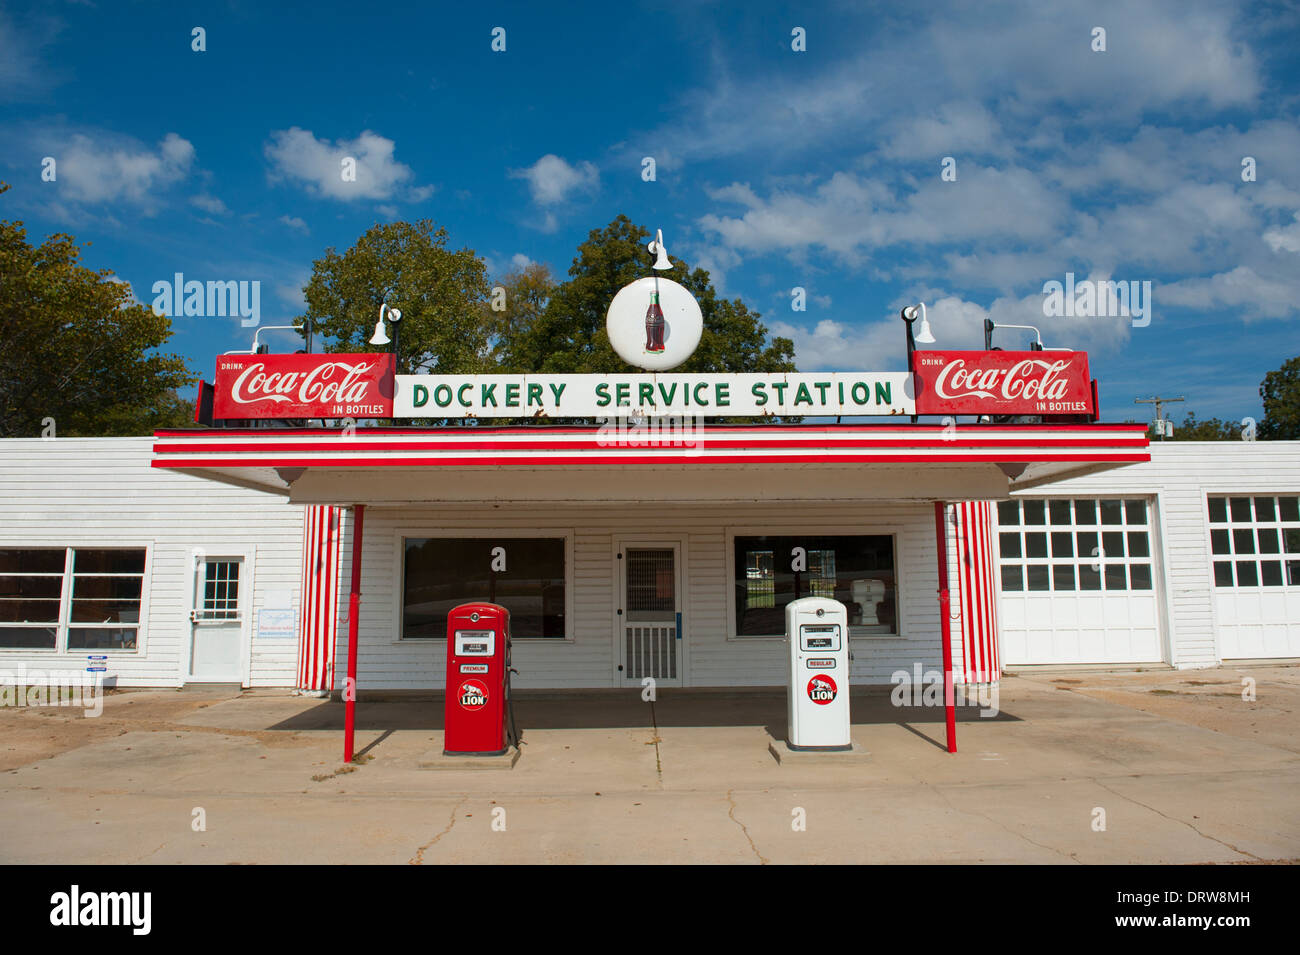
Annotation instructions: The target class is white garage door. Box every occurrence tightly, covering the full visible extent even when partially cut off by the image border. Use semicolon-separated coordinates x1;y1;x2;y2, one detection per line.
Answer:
997;497;1164;665
1208;494;1300;659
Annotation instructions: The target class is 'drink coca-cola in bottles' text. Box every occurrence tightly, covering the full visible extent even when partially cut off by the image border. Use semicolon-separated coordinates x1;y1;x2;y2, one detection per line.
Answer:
211;353;395;419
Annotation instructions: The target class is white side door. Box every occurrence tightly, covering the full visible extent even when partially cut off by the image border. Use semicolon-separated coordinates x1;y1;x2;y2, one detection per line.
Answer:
188;555;250;683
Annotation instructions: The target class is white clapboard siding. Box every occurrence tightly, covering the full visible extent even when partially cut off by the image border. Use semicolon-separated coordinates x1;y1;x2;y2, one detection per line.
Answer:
334;500;947;689
0;437;304;687
1007;441;1300;667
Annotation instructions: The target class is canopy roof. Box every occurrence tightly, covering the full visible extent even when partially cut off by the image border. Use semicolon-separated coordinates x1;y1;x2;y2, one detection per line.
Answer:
152;423;1149;505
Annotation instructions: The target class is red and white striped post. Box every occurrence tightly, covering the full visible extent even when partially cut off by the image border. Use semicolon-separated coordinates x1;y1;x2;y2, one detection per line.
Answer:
934;501;958;753
342;504;366;762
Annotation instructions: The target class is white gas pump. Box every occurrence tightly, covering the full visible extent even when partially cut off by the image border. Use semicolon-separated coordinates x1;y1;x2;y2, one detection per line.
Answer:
786;596;851;750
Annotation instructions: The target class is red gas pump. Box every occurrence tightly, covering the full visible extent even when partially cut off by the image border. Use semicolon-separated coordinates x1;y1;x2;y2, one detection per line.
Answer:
443;602;516;756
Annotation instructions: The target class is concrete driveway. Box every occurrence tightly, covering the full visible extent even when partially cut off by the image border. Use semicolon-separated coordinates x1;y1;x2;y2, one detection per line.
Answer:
2;666;1298;864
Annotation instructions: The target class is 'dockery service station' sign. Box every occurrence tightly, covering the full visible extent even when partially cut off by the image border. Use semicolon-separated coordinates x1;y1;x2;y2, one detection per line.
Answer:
208;355;1097;421
394;372;914;418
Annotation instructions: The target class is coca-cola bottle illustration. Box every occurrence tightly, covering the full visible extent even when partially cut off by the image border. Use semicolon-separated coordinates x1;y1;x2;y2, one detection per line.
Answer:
644;291;666;352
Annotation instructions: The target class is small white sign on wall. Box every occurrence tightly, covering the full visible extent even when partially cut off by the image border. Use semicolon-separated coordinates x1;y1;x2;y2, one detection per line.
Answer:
257;608;297;640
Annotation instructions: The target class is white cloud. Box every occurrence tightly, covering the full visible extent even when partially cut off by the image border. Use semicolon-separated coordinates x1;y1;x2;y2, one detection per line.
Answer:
54;131;194;204
278;215;309;233
1158;265;1300;319
767;317;903;372
509;154;599;205
697;165;1066;267
264;127;424;201
510;253;535;270
191;194;229;215
0;11;61;100
1263;213;1300;254
880;102;1008;160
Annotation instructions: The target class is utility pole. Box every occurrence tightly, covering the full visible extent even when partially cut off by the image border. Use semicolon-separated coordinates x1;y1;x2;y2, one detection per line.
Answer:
1135;395;1184;441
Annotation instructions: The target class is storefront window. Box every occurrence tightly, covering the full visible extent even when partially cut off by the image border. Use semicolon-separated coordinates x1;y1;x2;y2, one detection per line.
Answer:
403;537;566;638
733;535;896;636
0;548;145;650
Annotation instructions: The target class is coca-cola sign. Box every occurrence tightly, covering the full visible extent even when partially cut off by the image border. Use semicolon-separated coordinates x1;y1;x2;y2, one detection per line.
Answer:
212;354;395;419
911;351;1094;416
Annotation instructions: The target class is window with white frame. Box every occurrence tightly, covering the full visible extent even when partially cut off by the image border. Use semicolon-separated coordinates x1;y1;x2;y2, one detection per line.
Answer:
402;537;566;638
1208;495;1300;588
997;498;1153;593
733;535;896;636
0;548;146;650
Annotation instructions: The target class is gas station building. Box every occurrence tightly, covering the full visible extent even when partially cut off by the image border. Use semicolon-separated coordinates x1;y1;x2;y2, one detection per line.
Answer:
3;346;1299;758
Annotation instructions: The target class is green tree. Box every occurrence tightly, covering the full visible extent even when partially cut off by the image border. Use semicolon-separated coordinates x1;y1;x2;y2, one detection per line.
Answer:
511;215;796;375
300;220;493;374
1166;411;1240;441
0;188;194;437
1259;356;1300;440
485;261;557;371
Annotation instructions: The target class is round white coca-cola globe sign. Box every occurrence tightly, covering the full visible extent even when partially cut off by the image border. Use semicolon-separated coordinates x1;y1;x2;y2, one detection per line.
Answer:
605;276;703;371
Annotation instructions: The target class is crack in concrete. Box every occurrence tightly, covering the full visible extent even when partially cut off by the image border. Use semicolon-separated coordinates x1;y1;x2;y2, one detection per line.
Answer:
1092;779;1264;862
927;783;1081;863
725;789;769;865
409;795;468;865
647;700;663;782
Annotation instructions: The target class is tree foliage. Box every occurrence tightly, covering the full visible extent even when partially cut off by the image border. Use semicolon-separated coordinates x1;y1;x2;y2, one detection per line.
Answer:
0;187;194;437
1165;411;1241;441
300;220;494;374
485;262;557;371
1259;355;1300;440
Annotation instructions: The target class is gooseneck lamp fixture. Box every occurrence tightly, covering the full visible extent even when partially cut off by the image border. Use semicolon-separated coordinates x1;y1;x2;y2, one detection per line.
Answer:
369;302;403;371
900;303;935;424
983;319;1072;352
900;302;936;359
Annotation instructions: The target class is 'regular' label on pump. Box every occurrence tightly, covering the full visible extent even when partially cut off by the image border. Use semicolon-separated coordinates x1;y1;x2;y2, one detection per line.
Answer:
807;674;838;705
458;679;489;710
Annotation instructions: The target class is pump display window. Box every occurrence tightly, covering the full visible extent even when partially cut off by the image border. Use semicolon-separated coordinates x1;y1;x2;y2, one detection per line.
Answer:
403;537;566;638
733;535;897;637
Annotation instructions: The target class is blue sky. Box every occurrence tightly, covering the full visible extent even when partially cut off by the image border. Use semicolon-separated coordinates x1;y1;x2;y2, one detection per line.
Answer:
2;0;1298;425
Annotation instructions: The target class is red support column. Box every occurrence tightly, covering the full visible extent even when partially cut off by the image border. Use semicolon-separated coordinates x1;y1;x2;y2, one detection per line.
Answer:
343;504;366;762
934;501;957;754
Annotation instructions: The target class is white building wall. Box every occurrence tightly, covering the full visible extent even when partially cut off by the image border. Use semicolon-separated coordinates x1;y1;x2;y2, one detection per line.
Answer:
0;437;304;687
1007;441;1300;668
335;500;945;690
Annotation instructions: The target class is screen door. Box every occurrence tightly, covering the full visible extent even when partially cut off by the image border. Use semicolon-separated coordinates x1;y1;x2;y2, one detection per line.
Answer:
618;543;682;685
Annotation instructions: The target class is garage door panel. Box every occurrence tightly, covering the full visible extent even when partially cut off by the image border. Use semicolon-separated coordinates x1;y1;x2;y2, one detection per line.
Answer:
1103;597;1133;628
1210;493;1300;659
998;496;1164;665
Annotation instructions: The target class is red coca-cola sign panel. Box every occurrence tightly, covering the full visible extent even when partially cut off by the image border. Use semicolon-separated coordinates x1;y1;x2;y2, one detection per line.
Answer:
212;353;395;419
911;350;1094;416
